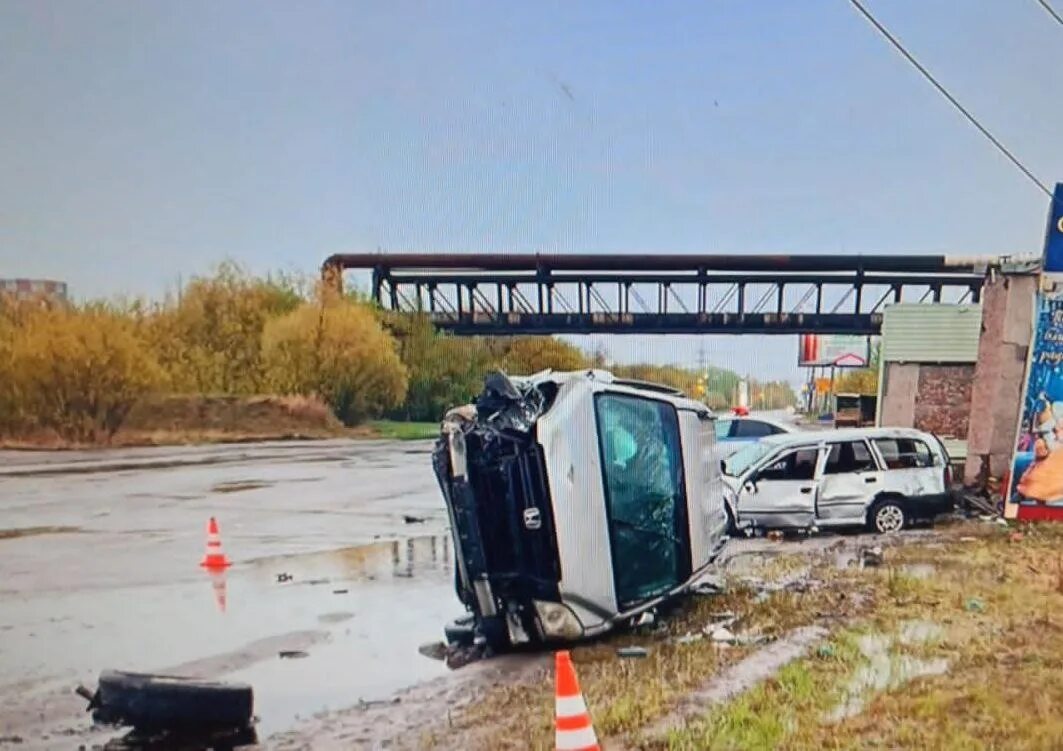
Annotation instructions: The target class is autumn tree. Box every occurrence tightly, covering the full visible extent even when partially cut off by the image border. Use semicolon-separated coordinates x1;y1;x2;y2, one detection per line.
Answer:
502;337;587;375
7;303;164;441
386;314;494;421
263;297;408;424
147;263;303;394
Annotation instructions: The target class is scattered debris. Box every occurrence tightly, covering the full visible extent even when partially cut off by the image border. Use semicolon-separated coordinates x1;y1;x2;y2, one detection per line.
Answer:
959;536;978;543
817;643;836;658
317;612;354;624
417;634;488;669
418;641;448;661
675;632;703;645
616;646;649;659
767;530;785;541
357;696;402;710
860;546;884;568
279;650;309;659
959;490;999;517
402;515;426;524
79;671;254;739
276;572;293;583
445;643;488;670
690;576;725;595
332;588;349;595
708;626;736;643
964;597;987;613
1009;532;1025;543
306;578;330;586
633;611;656;628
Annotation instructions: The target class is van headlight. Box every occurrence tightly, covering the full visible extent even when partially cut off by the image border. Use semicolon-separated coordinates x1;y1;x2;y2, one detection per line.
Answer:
533;600;584;640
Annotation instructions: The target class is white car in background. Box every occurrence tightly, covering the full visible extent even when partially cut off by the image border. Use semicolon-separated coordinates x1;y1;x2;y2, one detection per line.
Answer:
718;427;954;534
712;415;800;460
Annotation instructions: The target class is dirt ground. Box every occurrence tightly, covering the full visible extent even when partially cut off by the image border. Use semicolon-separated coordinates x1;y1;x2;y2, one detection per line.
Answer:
0;394;353;449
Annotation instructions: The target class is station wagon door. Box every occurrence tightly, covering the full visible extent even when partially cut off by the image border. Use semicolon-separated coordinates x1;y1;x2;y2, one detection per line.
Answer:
872;436;945;496
816;440;882;524
738;447;820;529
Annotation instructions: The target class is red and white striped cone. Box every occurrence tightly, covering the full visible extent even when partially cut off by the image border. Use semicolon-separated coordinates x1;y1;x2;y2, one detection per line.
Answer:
199;516;232;569
555;650;600;751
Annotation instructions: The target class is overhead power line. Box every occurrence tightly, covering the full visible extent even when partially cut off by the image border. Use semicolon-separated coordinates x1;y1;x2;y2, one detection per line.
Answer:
1035;0;1063;28
848;0;1052;197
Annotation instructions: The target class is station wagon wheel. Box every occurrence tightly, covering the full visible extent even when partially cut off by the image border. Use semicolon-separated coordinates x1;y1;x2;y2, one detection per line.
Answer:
869;499;905;534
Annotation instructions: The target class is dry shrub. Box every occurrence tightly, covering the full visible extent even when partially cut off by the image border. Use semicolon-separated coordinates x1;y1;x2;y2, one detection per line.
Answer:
5;302;164;441
145;262;302;394
263;297;408;424
502;336;588;375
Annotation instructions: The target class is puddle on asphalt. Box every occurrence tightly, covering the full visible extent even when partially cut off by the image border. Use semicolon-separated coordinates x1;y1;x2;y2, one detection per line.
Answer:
255;534;452;584
0;525;81;540
222;534;458;737
827;622;949;722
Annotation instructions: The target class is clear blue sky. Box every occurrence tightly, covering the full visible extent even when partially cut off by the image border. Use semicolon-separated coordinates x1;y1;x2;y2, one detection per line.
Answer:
1;0;1061;381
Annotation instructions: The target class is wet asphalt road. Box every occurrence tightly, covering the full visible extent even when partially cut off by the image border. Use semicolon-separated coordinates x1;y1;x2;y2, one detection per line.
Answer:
0;440;459;748
0;412;813;748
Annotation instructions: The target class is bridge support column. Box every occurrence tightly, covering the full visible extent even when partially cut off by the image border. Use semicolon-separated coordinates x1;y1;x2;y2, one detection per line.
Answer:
964;268;1039;489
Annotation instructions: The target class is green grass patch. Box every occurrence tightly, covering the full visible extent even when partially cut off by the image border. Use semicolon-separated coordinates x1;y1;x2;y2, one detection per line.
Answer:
367;420;438;440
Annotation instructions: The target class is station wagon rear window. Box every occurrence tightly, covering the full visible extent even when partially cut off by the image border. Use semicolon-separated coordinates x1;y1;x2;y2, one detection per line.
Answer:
874;437;935;469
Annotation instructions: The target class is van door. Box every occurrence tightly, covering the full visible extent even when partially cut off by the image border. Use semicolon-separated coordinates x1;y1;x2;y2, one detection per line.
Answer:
738;447;820;529
817;440;882;524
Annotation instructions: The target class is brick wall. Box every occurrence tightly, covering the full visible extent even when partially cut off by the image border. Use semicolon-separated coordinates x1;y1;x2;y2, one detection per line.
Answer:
913;364;975;439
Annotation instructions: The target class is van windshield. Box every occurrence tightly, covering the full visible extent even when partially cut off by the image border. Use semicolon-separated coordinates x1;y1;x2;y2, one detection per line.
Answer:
595;393;689;607
722;441;774;477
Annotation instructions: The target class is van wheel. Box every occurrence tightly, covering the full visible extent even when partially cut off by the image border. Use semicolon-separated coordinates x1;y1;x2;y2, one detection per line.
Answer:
868;499;906;534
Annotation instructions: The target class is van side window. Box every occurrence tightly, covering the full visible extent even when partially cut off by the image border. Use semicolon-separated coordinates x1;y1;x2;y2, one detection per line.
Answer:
824;441;876;474
874;438;934;469
757;448;818;481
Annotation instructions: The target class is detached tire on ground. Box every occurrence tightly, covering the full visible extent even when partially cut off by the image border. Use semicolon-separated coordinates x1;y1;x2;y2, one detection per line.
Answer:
868;498;906;534
93;671;253;730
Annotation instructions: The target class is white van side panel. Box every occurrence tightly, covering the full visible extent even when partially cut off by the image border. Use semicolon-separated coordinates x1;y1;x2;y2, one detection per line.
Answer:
536;379;617;630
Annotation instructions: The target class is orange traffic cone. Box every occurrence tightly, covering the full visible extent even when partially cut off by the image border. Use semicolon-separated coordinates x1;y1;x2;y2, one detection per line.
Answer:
199;517;232;569
555;650;600;751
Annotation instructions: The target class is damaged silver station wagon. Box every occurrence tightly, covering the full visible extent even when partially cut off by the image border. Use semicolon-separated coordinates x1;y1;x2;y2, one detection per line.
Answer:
433;370;728;649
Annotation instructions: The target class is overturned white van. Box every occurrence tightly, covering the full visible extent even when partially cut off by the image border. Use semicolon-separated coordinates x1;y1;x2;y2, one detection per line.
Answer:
433;370;728;649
